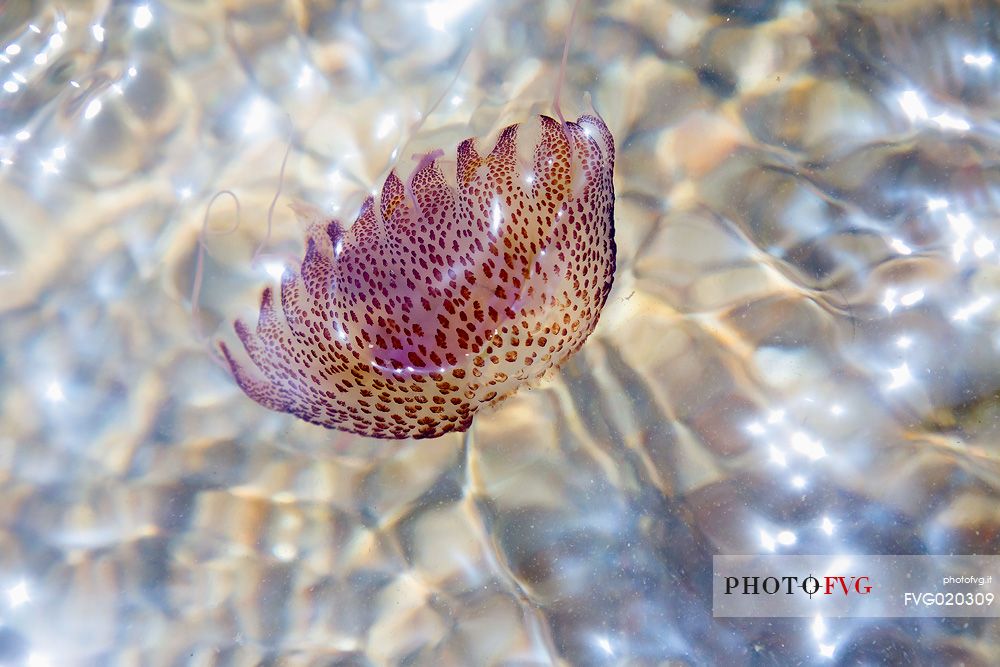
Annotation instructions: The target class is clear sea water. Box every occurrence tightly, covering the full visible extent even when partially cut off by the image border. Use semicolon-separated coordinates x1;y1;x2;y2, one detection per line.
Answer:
2;0;1000;664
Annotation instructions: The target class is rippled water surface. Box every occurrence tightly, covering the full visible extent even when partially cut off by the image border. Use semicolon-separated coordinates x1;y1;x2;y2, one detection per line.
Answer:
3;0;1000;664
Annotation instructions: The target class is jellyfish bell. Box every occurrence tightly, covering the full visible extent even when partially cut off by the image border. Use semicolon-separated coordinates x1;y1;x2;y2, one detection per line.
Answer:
201;0;614;438
220;111;615;439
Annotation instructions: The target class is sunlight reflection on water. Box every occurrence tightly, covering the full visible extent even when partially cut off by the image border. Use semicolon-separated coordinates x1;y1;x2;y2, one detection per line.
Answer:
2;0;1000;664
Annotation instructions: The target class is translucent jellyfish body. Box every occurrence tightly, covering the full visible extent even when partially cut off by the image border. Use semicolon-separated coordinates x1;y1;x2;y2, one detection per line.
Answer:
221;114;616;438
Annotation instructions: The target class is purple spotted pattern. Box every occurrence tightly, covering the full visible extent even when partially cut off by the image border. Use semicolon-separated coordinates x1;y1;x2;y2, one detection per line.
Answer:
220;114;616;439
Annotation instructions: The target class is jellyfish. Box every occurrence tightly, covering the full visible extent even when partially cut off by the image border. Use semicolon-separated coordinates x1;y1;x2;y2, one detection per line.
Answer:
211;1;616;439
219;111;615;438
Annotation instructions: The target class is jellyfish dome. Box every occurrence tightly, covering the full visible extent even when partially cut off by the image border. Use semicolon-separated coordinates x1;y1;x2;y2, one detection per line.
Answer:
221;113;616;439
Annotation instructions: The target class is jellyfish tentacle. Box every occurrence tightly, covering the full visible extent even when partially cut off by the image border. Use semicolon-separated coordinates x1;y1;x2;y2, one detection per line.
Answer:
190;190;242;331
552;0;583;127
251;127;295;265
